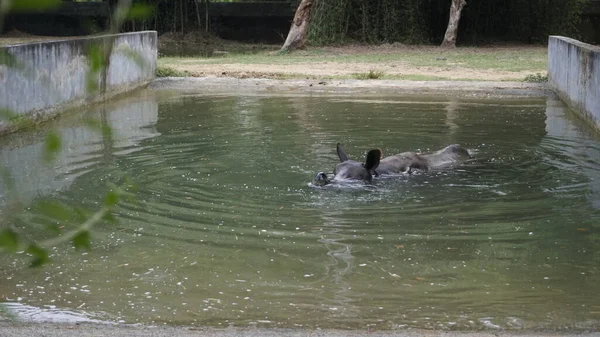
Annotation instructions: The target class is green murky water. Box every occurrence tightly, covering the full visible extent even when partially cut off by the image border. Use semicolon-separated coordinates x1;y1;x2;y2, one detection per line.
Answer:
1;90;599;331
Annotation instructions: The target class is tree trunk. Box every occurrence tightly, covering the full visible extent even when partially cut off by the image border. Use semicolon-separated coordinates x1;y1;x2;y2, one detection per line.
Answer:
172;0;177;33
440;0;466;48
195;0;201;29
184;0;188;33
205;0;209;32
280;0;315;52
180;0;184;33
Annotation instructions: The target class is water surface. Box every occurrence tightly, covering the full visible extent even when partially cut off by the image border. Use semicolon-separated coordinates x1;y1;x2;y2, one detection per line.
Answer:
1;90;599;331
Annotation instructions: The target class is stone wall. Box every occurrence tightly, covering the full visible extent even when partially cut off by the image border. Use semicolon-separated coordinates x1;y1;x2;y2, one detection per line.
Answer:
0;31;157;135
548;36;600;129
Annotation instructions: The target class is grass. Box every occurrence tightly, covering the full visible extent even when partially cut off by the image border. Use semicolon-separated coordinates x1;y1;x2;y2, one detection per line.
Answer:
353;69;385;80
155;66;189;77
7;115;36;130
523;72;548;82
158;45;547;73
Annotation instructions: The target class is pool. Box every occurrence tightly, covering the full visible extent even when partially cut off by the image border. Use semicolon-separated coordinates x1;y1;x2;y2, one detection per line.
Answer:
1;88;599;331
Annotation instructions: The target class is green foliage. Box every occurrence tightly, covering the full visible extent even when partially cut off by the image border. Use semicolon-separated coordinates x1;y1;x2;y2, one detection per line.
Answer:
309;0;429;45
85;43;106;94
104;189;121;207
72;231;91;251
0;229;19;252
43;132;62;163
1;115;36;130
156;65;188;77
5;0;61;12
126;3;155;20
354;69;384;80
84;116;114;139
458;0;589;44
0;108;14;120
0;0;145;270
26;244;49;268
116;44;150;71
523;72;548;83
38;200;76;224
307;0;590;45
0;181;134;267
0;50;24;69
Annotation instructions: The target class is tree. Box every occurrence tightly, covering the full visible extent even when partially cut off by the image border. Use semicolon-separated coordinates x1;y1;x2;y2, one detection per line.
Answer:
440;0;466;48
280;0;315;52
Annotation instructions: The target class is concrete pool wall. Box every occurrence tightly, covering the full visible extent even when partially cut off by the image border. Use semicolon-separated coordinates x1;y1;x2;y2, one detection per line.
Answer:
0;31;157;136
548;36;600;130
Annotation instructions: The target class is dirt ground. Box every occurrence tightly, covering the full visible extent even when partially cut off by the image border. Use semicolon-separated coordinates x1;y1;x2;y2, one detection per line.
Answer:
158;37;548;81
174;61;542;82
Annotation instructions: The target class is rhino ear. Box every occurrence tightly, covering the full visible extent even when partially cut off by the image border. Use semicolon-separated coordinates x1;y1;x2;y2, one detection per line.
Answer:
364;149;381;171
336;143;349;162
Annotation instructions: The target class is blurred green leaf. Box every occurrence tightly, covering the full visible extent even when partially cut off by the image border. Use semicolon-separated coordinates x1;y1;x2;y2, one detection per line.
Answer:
72;231;91;251
86;72;99;94
102;211;117;224
85;43;106;94
38;200;73;223
83;117;101;130
46;223;61;234
0;229;20;252
117;45;148;72
73;207;92;223
0;50;24;69
87;43;105;73
126;3;154;20
26;244;49;268
43;132;62;162
122;177;137;195
8;0;62;12
83;117;113;139
104;190;120;207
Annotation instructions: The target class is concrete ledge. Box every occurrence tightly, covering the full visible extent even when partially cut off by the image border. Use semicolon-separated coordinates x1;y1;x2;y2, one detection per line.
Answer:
149;77;550;98
548;36;600;130
0;31;157;136
1;322;599;337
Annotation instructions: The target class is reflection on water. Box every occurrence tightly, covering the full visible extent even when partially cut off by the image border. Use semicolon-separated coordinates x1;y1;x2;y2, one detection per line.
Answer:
0;94;159;207
0;90;599;331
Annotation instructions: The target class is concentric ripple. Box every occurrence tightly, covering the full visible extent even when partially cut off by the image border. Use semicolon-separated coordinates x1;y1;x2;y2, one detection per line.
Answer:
1;92;599;331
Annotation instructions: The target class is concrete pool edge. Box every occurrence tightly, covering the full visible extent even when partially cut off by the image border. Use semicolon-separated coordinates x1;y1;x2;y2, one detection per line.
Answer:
1;322;598;337
148;77;551;98
0;31;157;137
548;36;600;131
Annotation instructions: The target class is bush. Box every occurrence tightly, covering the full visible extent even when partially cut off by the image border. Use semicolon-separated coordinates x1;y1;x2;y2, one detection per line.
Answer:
308;0;589;45
353;69;385;80
156;66;188;77
523;73;548;83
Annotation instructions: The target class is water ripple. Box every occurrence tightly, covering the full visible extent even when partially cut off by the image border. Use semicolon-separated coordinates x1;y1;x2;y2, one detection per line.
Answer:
2;93;600;331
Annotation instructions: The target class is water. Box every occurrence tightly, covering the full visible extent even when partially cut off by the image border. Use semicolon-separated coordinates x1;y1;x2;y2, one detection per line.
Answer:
1;90;599;331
